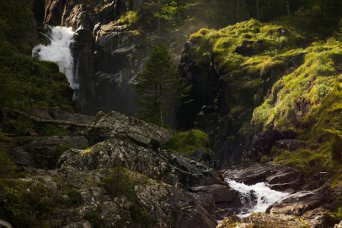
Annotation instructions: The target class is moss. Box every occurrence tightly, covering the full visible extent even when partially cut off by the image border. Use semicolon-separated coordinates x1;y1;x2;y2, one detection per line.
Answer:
2;117;34;136
51;144;70;168
189;19;304;72
0;179;56;227
0;145;16;176
36;124;70;137
163;129;209;155
100;167;155;226
334;207;342;221
251;39;342;173
84;207;105;228
119;11;139;25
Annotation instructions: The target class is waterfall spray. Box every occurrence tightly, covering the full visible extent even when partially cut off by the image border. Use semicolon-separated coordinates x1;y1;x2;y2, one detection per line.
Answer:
32;26;77;89
227;179;290;217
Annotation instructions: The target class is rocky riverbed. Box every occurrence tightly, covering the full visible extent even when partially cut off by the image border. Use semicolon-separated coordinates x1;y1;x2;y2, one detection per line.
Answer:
1;111;341;227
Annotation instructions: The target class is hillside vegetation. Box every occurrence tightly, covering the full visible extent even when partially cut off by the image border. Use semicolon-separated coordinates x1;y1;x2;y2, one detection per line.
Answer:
184;18;341;174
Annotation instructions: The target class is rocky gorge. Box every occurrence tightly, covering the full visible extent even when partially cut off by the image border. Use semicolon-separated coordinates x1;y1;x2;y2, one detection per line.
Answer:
0;0;341;227
1;110;341;227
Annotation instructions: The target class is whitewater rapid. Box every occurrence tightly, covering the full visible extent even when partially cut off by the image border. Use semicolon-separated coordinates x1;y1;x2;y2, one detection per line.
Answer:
32;26;77;89
227;179;290;217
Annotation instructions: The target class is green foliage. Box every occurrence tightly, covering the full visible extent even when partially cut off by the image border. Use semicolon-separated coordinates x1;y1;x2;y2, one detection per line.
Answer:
137;0;248;33
295;0;342;36
0;0;36;53
100;167;155;226
2;117;34;136
335;207;342;221
36;124;70;137
0;145;16;176
119;11;139;25
0;179;56;227
274;142;335;175
0;0;74;136
252;39;342;174
135;44;191;126
163;129;209;155
253;40;342;134
189;19;304;72
84;207;105;228
51;144;70;168
0;53;73;112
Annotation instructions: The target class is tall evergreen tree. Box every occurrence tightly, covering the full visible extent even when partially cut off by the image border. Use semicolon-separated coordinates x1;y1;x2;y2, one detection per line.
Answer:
135;44;191;126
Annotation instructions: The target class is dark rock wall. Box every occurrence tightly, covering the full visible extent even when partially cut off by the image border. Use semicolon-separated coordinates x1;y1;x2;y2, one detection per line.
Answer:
33;0;144;116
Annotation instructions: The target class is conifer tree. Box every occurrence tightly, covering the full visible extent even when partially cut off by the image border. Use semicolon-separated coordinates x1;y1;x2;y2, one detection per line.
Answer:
135;44;191;126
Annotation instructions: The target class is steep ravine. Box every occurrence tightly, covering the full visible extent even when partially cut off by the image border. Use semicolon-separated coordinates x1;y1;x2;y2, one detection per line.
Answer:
2;1;338;227
1;110;340;227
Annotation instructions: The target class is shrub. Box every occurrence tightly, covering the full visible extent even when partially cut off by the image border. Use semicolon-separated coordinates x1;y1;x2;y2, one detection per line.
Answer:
100;167;155;226
163;129;209;155
0;179;56;227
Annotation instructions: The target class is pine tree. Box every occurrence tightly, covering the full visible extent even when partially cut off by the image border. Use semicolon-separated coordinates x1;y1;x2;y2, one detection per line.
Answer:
135;44;191;126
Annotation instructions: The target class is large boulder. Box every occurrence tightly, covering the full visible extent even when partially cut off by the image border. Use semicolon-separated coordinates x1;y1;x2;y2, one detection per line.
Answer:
222;163;303;192
11;136;89;169
190;184;241;219
177;20;305;163
59;138;222;189
86;111;171;147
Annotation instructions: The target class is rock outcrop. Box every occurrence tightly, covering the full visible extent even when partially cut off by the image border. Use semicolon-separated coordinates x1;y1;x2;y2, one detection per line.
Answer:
1;111;239;227
220;163;341;228
178;20;306;164
86;111;171;146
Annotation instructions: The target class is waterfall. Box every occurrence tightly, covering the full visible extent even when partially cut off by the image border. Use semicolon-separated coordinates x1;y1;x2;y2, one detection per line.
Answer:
32;26;77;89
227;179;290;217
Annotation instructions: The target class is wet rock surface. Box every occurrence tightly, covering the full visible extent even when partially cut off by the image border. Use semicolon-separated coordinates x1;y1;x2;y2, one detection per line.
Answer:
222;163;303;192
221;163;341;228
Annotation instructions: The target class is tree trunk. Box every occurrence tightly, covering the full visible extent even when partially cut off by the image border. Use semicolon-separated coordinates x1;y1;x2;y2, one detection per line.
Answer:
3;108;88;127
159;84;163;126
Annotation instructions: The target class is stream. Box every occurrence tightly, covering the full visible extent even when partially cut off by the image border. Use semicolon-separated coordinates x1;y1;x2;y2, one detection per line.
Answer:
226;179;290;217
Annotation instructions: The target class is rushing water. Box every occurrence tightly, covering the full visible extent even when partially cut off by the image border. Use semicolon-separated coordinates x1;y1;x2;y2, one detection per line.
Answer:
32;26;77;89
226;179;290;218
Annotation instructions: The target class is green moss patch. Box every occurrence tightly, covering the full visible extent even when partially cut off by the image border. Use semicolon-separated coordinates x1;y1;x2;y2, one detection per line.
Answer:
163;129;209;155
100;167;155;227
189;19;304;72
253;39;342;174
0;179;56;227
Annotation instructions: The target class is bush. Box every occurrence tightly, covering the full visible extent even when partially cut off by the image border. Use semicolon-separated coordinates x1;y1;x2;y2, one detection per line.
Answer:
0;146;16;176
100;167;155;226
163;129;209;155
0;179;56;227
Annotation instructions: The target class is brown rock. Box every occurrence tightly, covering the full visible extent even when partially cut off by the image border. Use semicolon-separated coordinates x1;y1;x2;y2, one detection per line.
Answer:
218;213;308;228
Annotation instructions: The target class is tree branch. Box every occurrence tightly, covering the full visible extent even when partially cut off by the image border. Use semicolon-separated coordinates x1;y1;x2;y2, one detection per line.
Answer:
3;107;89;127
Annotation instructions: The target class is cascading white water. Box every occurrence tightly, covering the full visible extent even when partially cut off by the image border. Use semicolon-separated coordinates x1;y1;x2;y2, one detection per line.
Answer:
227;179;290;218
32;26;77;89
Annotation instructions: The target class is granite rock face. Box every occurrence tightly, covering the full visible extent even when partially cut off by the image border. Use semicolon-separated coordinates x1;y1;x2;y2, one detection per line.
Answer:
86;111;171;146
2;110;237;227
33;0;147;115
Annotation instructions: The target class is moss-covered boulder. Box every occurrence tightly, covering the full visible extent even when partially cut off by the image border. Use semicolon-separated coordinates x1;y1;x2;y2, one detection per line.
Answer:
178;19;306;163
252;39;342;174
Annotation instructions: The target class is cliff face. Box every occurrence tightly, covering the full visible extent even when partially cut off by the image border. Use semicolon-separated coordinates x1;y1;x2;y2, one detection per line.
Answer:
33;0;249;116
178;19;305;163
179;19;341;173
33;0;147;115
